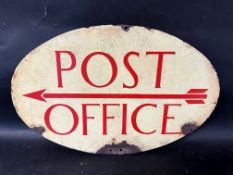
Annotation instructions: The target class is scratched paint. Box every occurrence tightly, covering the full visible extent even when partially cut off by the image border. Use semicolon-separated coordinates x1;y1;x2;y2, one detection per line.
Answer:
11;25;220;154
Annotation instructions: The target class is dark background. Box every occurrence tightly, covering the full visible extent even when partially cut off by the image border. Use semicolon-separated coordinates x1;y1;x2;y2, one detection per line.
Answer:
0;0;233;174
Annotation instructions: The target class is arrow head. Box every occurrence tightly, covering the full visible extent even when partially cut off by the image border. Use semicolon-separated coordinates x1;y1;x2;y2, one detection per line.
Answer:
23;89;47;102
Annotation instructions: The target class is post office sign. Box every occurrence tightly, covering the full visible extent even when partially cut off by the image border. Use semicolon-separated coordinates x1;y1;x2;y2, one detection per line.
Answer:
11;25;220;154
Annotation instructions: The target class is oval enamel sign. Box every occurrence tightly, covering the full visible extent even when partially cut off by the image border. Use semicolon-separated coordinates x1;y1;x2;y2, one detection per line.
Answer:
12;25;220;154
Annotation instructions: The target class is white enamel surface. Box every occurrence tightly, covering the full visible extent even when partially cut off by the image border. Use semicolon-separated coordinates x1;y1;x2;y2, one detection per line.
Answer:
12;25;219;154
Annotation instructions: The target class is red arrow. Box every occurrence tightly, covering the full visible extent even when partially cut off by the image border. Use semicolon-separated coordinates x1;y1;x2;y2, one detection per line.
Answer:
23;89;208;104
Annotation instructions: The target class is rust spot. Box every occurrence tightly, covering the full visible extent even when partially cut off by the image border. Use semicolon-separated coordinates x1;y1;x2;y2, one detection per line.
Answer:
32;126;45;135
185;43;192;48
12;73;18;81
120;25;132;32
145;26;153;30
181;122;199;135
96;141;141;155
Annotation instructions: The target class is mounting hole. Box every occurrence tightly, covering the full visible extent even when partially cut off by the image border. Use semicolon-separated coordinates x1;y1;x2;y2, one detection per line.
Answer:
121;25;130;31
120;148;122;152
